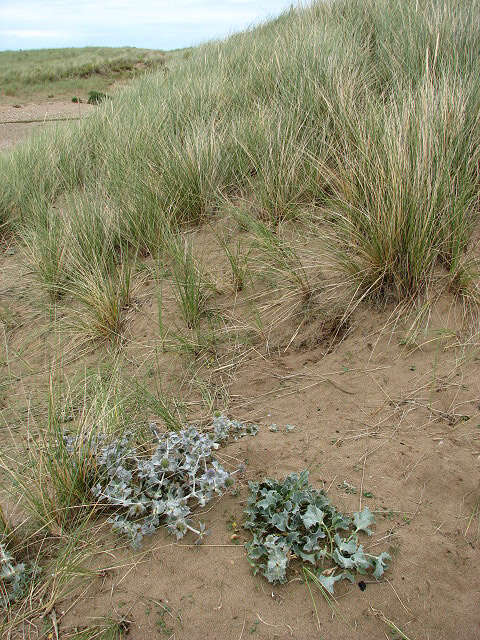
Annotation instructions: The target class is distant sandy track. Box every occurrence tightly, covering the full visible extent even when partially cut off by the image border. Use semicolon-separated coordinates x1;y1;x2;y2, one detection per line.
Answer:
0;101;94;151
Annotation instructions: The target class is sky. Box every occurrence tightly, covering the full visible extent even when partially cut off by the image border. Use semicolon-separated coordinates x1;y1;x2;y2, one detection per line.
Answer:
0;1;300;51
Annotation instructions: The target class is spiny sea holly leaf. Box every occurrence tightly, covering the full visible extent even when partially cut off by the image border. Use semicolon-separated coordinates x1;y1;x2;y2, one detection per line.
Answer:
245;545;264;561
212;415;258;441
332;540;372;573
314;493;331;509
286;530;301;545
285;498;303;516
243;515;259;530
298;470;310;486
244;471;392;586
260;478;277;490
353;507;375;535
317;548;328;561
350;545;372;573
330;511;352;530
247;481;260;495
334;533;358;555
65;415;256;548
262;535;289;583
0;542;29;602
315;571;355;595
284;470;309;490
263;535;284;551
257;490;280;511
301;505;325;529
303;529;326;552
245;536;265;560
271;510;289;531
265;547;289;583
332;548;355;569
292;545;317;564
371;551;391;579
291;490;311;506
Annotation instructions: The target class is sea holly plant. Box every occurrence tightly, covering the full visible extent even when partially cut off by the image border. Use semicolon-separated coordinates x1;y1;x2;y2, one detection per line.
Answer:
244;471;391;592
0;541;28;605
211;414;258;442
64;415;257;548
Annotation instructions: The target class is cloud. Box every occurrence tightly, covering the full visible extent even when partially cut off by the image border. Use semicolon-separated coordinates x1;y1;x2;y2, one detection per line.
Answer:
0;29;67;39
0;1;297;50
0;1;271;26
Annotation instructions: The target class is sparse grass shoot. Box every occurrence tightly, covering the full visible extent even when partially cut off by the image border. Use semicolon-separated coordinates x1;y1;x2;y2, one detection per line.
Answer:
168;237;212;330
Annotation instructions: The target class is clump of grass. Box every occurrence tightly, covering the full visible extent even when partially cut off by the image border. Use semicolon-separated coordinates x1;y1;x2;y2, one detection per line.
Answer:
18;192;133;345
165;319;221;362
233;105;325;222
157;120;233;225
233;207;313;301
0;521;99;639
130;379;184;432
168;237;212;330
87;90;110;105
55;364;135;436
325;75;480;303
26;417;97;531
22;204;70;299
0;375;118;534
66;617;129;639
217;232;251;292
66;256;132;346
0;505;11;539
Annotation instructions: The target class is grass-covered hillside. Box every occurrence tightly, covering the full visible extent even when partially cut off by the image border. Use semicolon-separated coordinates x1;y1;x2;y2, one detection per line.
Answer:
2;0;479;307
1;1;480;638
0;46;166;99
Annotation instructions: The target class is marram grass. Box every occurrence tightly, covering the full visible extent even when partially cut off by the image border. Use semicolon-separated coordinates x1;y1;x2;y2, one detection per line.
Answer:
1;0;479;312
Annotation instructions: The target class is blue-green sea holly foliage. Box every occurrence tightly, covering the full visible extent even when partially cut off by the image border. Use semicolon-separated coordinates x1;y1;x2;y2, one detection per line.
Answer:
64;414;257;548
244;471;391;591
0;542;28;605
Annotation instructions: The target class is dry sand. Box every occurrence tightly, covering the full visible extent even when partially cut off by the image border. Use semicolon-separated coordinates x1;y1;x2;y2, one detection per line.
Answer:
1;241;479;639
0;101;93;151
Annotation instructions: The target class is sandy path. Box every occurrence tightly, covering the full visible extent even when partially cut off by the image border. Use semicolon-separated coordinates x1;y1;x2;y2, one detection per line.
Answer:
0;100;94;151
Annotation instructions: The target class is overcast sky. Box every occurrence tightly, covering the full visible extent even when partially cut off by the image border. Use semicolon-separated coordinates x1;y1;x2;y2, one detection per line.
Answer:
0;1;300;51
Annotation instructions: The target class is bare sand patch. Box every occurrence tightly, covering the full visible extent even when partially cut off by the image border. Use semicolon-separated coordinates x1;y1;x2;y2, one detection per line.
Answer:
0;101;93;151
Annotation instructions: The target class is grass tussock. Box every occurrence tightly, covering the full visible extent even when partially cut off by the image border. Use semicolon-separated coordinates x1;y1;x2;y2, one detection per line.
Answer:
65;617;129;639
0;367;136;534
2;389;99;533
65;256;133;347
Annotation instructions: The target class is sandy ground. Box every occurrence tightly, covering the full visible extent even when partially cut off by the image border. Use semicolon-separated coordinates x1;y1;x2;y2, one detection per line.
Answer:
0;101;93;151
64;328;480;640
0;105;479;639
1;236;479;639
